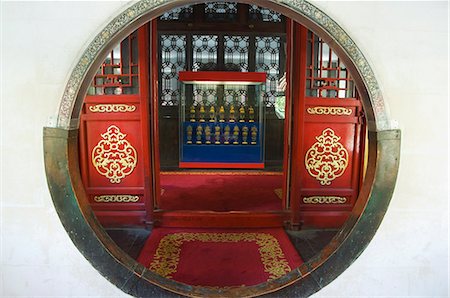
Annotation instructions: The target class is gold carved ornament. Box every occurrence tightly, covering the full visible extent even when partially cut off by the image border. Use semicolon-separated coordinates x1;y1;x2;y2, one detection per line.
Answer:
307;106;352;116
149;232;292;281
305;128;349;185
89;104;136;113
303;196;347;204
91;125;137;183
93;195;139;203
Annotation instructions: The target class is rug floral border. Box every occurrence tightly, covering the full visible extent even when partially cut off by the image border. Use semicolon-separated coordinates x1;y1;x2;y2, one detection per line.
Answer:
148;232;292;281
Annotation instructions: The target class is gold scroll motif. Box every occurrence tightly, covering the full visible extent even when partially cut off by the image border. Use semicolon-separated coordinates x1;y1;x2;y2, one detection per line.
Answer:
307;106;352;116
149;232;291;281
91;125;137;183
305;128;349;185
93;195;139;203
303;196;347;204
89;104;136;113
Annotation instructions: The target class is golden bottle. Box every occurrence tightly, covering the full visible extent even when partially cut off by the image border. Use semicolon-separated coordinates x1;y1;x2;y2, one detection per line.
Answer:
219;105;225;122
190;105;196;122
249;106;255;122
209;106;215;122
199;104;206;122
239;105;245;122
229;104;235;122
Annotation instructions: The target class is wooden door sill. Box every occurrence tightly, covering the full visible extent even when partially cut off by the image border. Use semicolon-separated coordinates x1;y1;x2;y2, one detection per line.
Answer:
153;210;289;228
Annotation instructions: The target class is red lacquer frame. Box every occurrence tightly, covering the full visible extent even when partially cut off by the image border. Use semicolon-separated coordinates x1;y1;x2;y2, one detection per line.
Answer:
79;25;153;227
288;23;366;229
149;20;161;217
78;20;366;229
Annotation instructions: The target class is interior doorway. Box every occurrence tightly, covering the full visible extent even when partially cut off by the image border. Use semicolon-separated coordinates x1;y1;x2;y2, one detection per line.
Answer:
77;2;366;230
152;3;290;215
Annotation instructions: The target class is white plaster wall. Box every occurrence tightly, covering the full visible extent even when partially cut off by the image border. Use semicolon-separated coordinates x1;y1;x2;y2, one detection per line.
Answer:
1;1;448;296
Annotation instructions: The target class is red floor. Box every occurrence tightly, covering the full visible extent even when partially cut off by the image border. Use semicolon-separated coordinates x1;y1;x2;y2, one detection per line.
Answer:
158;171;283;211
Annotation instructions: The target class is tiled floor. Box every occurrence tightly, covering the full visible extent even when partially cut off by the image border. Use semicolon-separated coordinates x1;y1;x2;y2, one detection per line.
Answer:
106;227;338;262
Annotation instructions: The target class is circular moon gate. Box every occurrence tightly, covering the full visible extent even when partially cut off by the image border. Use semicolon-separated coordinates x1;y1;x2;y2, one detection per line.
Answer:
44;1;401;297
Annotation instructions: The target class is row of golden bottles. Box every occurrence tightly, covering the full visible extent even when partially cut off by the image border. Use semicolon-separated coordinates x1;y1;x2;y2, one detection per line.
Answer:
186;124;258;145
189;104;255;123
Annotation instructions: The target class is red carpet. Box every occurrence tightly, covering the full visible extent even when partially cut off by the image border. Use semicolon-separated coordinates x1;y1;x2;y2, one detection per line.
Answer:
159;172;283;211
138;227;303;287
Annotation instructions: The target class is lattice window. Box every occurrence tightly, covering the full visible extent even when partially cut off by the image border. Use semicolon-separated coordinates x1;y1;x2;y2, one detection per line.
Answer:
89;31;139;95
192;35;218;71
256;36;281;107
159;5;193;21
204;2;237;21
193;86;248;108
223;87;248;105
160;35;186;106
193;86;217;105
249;5;282;22
224;35;249;72
306;31;356;98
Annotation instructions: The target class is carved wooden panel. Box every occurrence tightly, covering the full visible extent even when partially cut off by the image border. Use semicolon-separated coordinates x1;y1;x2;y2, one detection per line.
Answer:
289;24;366;229
295;97;364;228
78;27;152;227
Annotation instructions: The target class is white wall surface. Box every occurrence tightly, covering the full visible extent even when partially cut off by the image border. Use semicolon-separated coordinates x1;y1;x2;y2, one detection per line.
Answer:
1;1;448;297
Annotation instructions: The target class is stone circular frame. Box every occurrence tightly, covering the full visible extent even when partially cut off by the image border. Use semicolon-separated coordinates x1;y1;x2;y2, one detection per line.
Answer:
44;0;401;297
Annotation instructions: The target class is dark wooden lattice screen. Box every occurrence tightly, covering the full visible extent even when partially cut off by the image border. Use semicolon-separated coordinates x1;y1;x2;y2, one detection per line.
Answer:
204;2;238;21
256;36;281;107
306;31;356;98
224;35;249;71
157;3;286;108
249;5;282;22
192;35;219;71
160;35;186;106
159;33;282;107
89;31;139;95
159;5;193;21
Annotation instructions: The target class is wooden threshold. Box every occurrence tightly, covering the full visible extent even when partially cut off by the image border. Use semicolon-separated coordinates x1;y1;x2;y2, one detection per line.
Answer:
153;210;289;228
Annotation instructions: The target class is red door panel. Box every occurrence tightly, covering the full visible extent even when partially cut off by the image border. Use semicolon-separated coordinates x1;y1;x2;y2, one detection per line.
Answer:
289;23;366;229
78;26;153;227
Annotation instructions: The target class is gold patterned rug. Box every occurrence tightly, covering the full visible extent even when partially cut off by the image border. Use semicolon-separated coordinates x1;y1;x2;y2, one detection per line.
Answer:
137;228;303;287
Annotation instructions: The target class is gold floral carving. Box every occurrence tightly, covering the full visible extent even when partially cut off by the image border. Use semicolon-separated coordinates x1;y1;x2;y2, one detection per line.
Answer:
307;106;352;116
91;125;137;183
89;104;136;113
93;195;139;203
305;128;349;185
149;232;292;281
303;196;347;204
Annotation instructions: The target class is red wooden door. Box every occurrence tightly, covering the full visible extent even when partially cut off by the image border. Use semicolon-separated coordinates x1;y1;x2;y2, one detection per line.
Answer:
289;23;366;229
79;26;154;227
